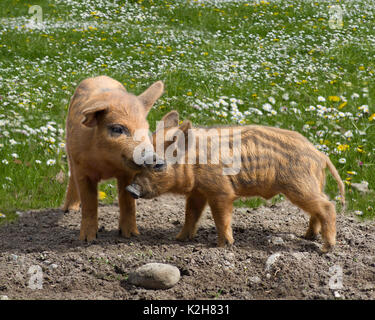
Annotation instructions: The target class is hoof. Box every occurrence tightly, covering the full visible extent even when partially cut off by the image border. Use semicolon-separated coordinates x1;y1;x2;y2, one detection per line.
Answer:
304;233;319;241
321;243;334;254
79;229;98;242
119;228;140;238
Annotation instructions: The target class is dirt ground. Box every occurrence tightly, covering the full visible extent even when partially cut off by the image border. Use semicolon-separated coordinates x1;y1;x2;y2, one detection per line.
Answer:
0;194;374;300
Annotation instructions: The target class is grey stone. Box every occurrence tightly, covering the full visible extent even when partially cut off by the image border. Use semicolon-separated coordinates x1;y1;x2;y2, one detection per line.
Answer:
286;233;296;240
128;263;180;290
291;252;308;261
265;252;282;271
272;237;284;245
10;254;18;261
249;276;261;284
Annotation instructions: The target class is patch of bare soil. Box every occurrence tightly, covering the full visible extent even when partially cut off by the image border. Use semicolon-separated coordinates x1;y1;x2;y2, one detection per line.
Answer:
0;195;374;300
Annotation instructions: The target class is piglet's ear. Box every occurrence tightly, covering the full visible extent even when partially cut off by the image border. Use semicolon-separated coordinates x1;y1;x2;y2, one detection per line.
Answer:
81;102;108;127
176;120;194;152
138;81;164;113
157;110;179;131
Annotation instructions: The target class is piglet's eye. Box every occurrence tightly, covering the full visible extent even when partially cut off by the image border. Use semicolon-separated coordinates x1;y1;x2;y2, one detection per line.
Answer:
109;124;130;137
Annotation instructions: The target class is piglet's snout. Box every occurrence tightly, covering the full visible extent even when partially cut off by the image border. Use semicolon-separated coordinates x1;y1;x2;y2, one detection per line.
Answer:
126;184;142;199
141;150;167;171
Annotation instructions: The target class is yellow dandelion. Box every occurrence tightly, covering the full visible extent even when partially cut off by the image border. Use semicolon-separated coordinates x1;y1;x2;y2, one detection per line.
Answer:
328;96;340;102
337;144;349;152
369;113;375;121
98;191;107;200
338;101;347;109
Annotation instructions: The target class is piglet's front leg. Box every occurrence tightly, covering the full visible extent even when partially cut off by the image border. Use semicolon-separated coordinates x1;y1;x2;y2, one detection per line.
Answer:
176;192;207;241
208;198;234;247
118;177;140;238
76;175;98;242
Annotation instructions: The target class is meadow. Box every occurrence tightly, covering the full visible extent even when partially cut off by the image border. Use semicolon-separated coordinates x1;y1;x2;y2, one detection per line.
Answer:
0;0;374;222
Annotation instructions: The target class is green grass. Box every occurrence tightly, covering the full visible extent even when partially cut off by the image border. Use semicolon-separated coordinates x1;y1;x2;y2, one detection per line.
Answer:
1;0;375;222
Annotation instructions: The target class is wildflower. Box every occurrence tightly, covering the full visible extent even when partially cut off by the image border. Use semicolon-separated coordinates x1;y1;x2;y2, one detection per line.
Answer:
317;96;326;102
344;130;353;138
280;106;288;113
338;158;346;164
2;159;9;165
338;101;347;109
357;146;364;153
35;160;41;164
282;93;289;101
347;171;357;175
219;99;228;106
268;96;276;104
46;159;56;166
351;93;360;99
335;195;343;202
316;130;325;137
354;210;363;216
98;191;107;200
328;96;340;102
262;103;273;112
11;153;19;158
337;144;349;152
0;213;6;219
369;113;375;121
358;105;369;113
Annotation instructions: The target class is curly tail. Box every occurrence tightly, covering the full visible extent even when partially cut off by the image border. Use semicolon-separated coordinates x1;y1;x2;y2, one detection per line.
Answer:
325;155;346;212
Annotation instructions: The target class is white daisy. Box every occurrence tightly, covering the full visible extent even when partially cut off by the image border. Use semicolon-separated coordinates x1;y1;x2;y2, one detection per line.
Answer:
268;96;276;104
46;159;56;166
262;103;273;112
